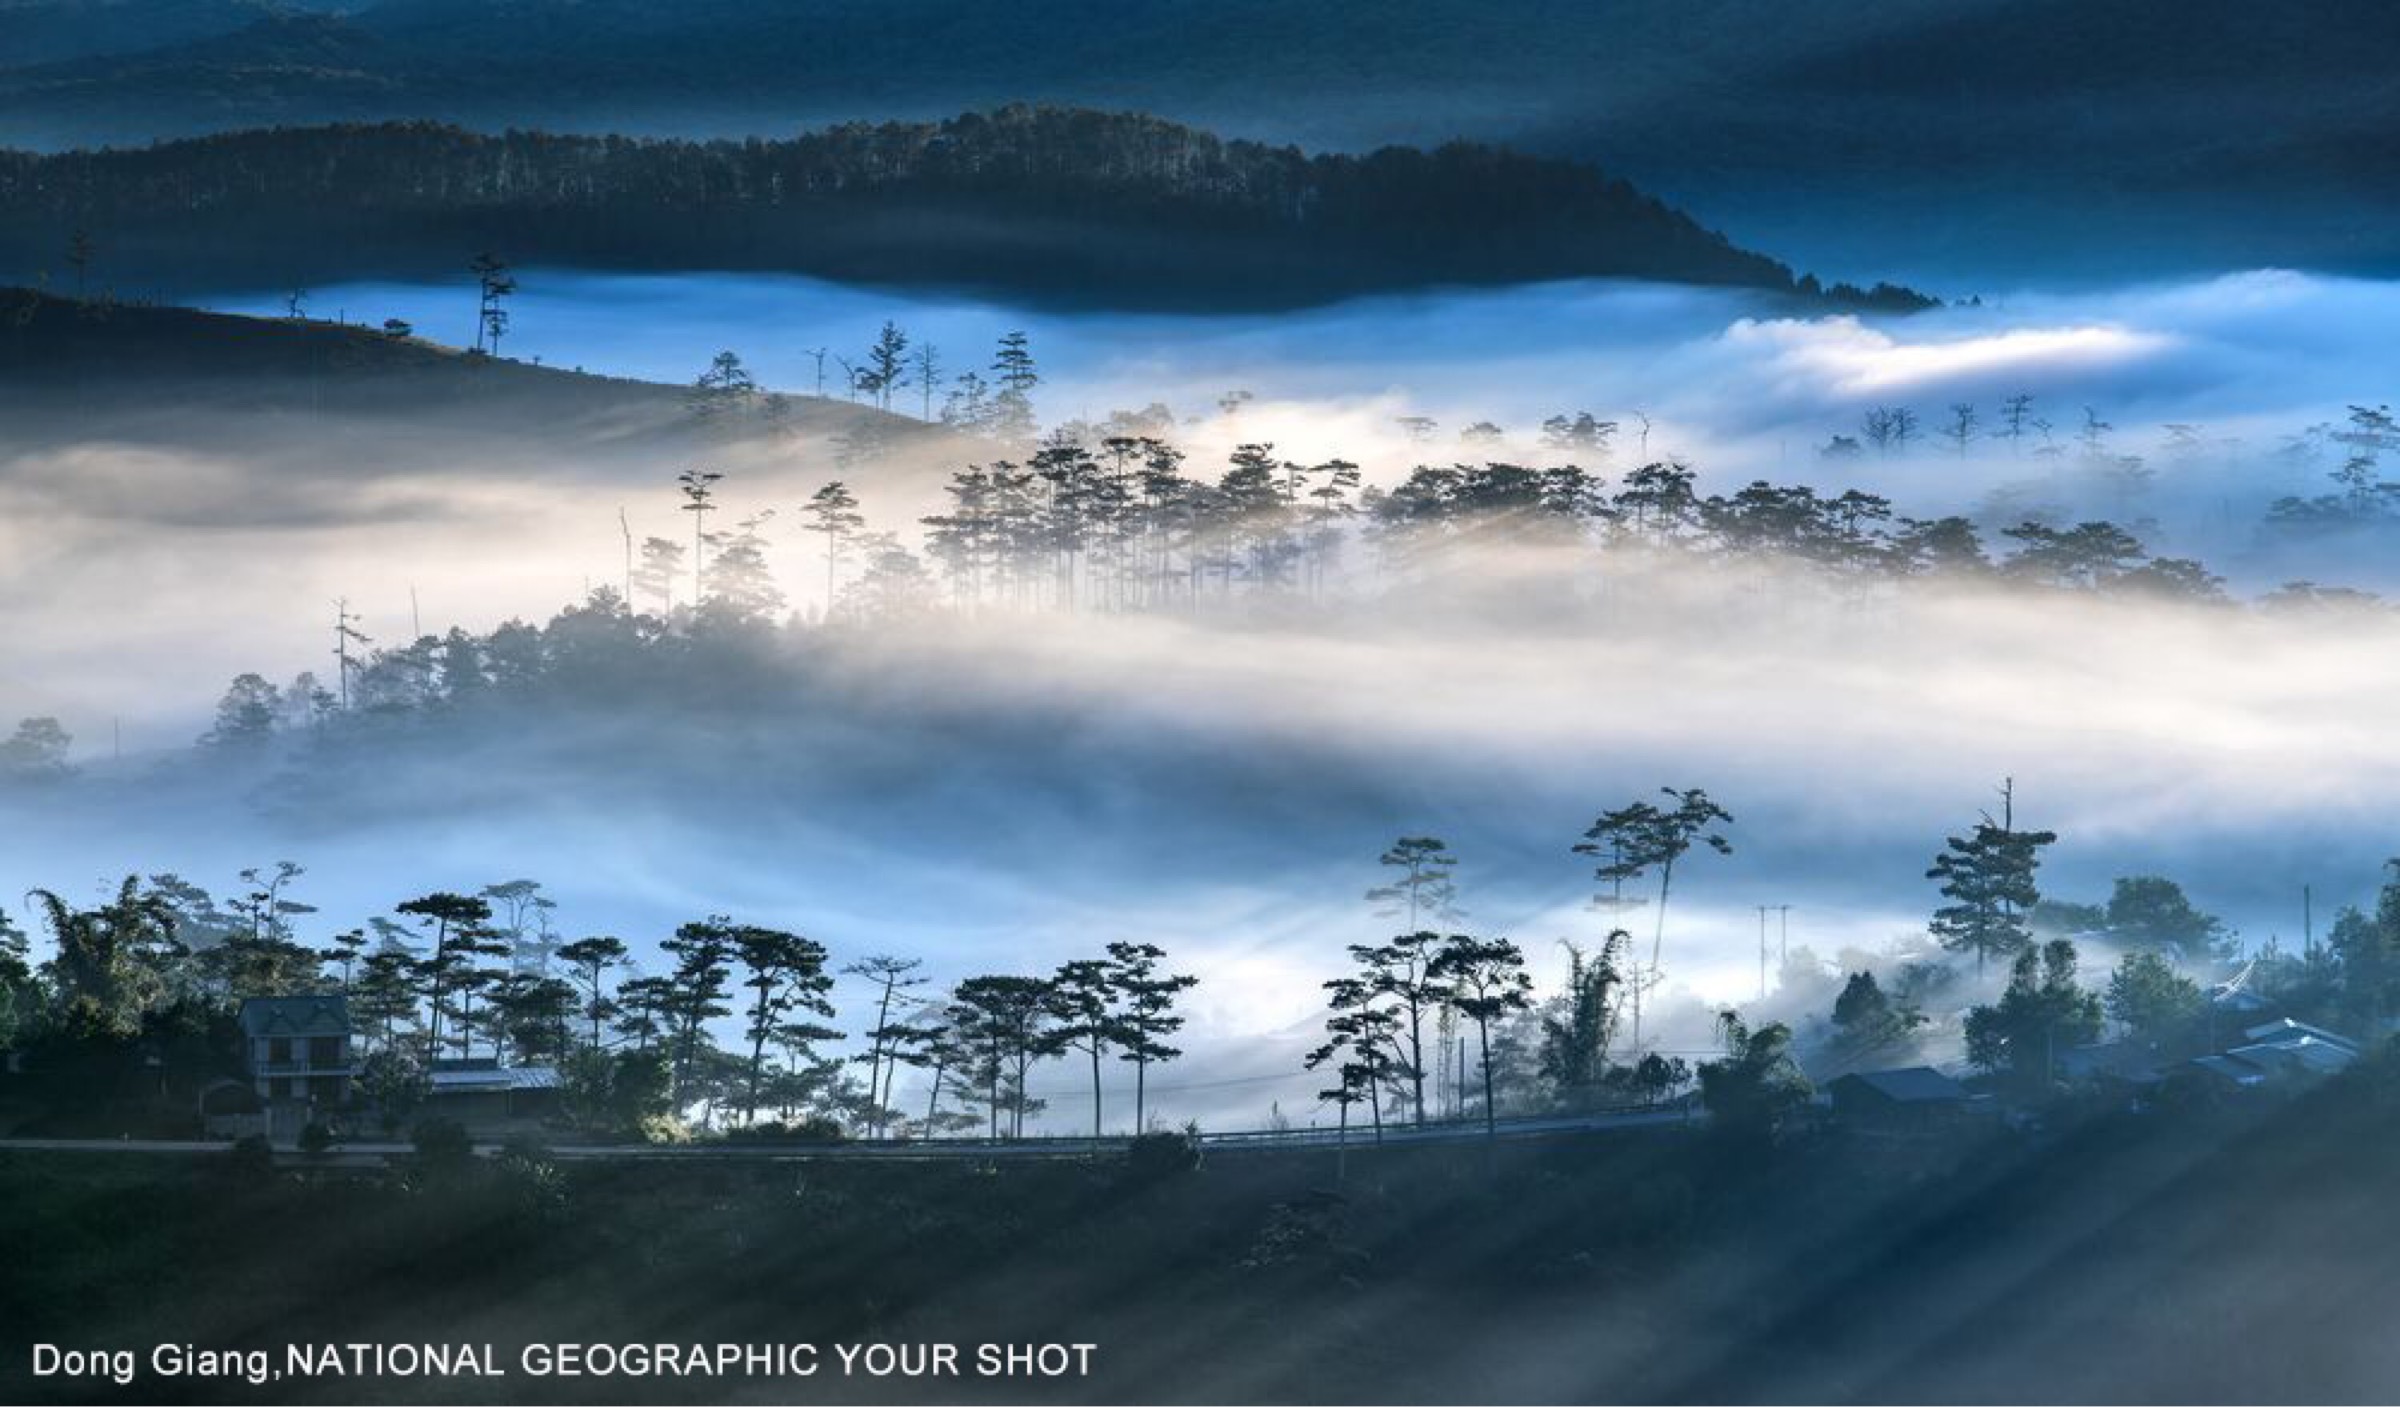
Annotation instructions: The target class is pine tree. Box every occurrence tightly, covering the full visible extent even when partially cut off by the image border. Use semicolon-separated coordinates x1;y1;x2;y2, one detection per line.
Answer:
1928;781;2056;976
805;481;866;613
1431;934;1534;1137
1108;940;1196;1133
990;330;1040;442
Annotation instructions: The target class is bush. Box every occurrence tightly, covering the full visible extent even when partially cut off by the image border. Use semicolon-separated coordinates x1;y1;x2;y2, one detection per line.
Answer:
410;1116;474;1170
723;1116;845;1143
1125;1127;1203;1181
634;1113;692;1146
495;1136;568;1220
297;1120;336;1156
225;1133;274;1174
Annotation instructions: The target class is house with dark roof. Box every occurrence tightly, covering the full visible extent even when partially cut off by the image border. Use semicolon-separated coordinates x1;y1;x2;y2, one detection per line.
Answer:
237;995;354;1141
2187;1017;2362;1088
2242;1018;2358;1052
421;1057;560;1131
1828;1066;1977;1134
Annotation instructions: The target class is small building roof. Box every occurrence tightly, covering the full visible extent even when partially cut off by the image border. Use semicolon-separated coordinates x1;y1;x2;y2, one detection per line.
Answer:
427;1063;559;1093
238;994;351;1039
2225;1037;2358;1076
2242;1018;2359;1054
1831;1066;1969;1104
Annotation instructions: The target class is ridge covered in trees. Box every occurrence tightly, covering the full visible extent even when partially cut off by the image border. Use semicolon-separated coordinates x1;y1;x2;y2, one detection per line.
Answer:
0;109;1933;309
0;0;2392;288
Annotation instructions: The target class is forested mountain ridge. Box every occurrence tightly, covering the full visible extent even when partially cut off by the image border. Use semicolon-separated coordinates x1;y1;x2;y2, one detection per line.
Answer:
0;110;1931;309
0;0;303;69
0;0;2391;277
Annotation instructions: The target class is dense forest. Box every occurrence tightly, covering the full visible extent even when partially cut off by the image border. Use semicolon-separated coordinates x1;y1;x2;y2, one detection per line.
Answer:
0;110;1934;309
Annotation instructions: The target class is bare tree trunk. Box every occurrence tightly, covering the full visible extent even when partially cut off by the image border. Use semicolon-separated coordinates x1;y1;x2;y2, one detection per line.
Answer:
864;973;896;1138
1408;996;1428;1128
1479;1019;1497;1140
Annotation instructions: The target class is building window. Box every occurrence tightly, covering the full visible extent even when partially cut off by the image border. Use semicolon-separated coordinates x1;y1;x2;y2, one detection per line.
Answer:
267;1037;292;1065
308;1036;342;1067
270;1077;289;1101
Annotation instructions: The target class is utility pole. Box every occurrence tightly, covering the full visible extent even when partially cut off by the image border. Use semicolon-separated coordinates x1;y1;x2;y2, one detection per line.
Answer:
2304;885;2315;958
1757;905;1771;1001
1754;904;1795;999
618;506;635;604
332;598;369;710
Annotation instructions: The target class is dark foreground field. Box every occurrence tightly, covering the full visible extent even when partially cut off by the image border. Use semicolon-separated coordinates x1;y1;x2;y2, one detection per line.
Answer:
8;1057;2400;1406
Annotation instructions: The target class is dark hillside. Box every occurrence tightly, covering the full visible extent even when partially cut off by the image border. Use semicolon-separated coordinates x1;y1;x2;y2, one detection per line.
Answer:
0;287;908;447
7;1058;2400;1402
0;110;1927;310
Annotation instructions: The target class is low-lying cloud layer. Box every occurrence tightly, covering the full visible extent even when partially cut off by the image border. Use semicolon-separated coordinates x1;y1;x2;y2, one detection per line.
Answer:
8;557;2396;1126
6;268;2398;1128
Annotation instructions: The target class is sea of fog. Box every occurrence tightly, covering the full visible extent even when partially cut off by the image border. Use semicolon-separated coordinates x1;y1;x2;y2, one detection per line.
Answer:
219;265;2391;469
5;268;2398;1131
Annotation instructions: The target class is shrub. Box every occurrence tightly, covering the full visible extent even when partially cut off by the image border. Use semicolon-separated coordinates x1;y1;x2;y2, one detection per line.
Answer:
1125;1127;1203;1181
226;1133;274;1174
496;1136;568;1219
410;1116;474;1170
297;1120;336;1157
725;1116;845;1143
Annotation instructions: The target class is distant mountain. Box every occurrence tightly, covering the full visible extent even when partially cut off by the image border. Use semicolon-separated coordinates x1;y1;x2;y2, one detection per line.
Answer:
0;0;2391;279
0;110;1930;310
0;0;308;68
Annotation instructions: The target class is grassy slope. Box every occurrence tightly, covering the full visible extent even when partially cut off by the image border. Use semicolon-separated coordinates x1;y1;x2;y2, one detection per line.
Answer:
4;1064;2400;1403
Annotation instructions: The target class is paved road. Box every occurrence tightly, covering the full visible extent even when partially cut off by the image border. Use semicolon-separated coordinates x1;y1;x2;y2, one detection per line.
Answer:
0;1105;1694;1164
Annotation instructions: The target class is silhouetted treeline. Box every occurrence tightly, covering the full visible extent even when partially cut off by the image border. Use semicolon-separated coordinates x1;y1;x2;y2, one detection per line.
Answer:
0;447;2351;788
907;446;2251;614
0;866;1197;1145
0;108;1933;309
